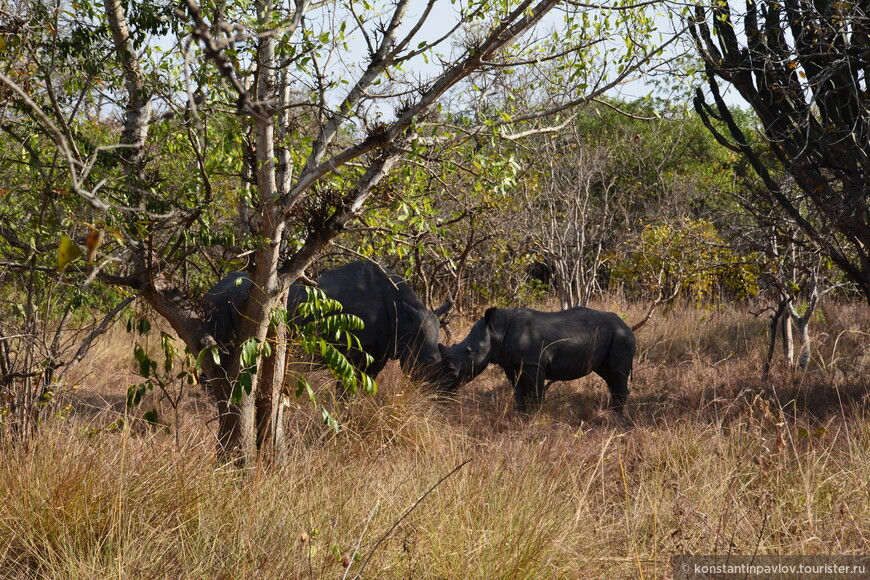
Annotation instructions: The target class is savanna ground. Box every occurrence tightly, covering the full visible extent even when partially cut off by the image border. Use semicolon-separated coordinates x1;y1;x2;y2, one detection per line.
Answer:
1;299;869;579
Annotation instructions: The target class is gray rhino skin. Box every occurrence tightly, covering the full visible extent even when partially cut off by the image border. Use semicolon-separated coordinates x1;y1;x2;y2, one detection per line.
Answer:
204;261;452;383
203;270;252;369
440;306;636;412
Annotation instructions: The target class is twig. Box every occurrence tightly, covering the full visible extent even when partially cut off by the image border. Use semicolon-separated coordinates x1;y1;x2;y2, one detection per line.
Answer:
343;499;380;580
631;281;681;332
60;296;136;376
355;458;472;578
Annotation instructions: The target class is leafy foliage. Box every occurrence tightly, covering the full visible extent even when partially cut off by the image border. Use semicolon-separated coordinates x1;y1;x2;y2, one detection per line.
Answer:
611;219;760;302
345;98;759;307
126;322;196;428
290;286;376;401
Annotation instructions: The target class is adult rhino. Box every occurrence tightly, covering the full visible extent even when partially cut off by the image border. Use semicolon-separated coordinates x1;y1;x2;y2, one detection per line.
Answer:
204;261;453;384
439;306;636;412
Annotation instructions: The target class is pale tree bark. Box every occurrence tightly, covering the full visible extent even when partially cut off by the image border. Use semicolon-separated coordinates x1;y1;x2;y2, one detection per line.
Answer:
785;275;823;370
762;299;787;378
780;303;795;365
259;315;288;450
227;0;285;461
103;0;151;183
521;134;616;308
761;274;824;375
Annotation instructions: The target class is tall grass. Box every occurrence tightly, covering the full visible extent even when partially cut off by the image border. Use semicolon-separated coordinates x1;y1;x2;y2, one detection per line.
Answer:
1;301;867;578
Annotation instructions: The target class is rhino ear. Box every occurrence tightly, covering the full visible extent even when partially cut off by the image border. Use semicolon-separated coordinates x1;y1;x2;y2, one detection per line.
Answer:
434;298;453;321
484;307;499;325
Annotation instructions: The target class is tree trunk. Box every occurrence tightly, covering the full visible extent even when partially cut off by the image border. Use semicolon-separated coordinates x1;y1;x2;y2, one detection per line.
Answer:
763;299;788;377
220;0;285;463
788;285;820;370
780;302;794;366
256;300;288;451
793;316;812;369
213;380;242;452
103;0;151;185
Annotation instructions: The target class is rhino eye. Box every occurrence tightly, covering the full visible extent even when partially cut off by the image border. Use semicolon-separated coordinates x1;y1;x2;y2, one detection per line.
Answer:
465;346;472;354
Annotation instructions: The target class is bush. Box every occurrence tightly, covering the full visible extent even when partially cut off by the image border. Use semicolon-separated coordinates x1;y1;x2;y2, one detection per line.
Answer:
611;219;760;301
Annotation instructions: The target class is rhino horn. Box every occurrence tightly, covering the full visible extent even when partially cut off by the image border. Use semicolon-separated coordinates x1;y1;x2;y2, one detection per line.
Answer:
434;298;453;321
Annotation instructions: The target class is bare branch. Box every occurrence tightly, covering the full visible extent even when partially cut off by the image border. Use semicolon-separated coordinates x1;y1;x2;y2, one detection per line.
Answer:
0;71;109;211
182;0;268;118
288;0;564;206
58;296;136;377
631;281;681;332
304;0;414;172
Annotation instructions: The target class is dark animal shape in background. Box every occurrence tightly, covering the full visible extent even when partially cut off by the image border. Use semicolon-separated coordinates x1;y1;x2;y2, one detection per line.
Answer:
204;261;453;384
203;271;252;368
439;306;636;412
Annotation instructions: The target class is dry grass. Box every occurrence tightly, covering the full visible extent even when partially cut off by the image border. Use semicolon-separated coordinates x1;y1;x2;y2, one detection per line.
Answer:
1;301;868;578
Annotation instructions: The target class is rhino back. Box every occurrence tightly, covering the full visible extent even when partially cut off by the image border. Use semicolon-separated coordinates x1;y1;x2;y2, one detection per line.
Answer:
318;261;398;361
496;307;631;380
289;261;435;365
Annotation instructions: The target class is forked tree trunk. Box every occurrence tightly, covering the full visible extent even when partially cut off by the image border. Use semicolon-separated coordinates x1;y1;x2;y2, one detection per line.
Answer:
763;298;788;377
788;286;820;369
763;288;820;375
793;315;812;369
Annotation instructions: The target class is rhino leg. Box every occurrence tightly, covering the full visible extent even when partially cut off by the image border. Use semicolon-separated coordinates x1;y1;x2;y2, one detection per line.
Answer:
596;366;630;413
511;364;546;413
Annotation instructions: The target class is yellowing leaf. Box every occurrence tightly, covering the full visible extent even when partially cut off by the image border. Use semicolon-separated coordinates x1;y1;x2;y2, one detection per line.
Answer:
57;234;82;272
85;228;104;264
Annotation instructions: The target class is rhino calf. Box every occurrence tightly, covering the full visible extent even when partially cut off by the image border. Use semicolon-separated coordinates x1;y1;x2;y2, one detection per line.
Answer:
440;306;636;412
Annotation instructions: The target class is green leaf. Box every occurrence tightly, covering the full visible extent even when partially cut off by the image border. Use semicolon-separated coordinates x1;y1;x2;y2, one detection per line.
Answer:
238;371;253;397
360;374;377;396
231;381;244;405
137;319;151;335
134;345;154;378
126;383;148;408
321;408;339;432
194;346;220;371
142;409;159;425
239;338;260;369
